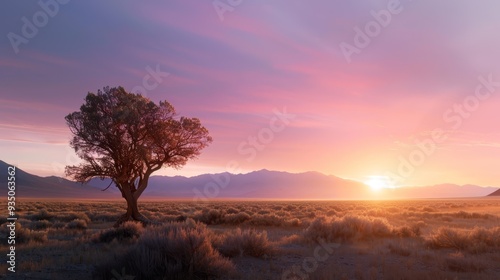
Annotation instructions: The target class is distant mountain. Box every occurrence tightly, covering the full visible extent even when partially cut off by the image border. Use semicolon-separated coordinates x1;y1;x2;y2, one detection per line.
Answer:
82;170;500;200
87;169;369;200
0;160;115;199
1;160;498;200
487;189;500;196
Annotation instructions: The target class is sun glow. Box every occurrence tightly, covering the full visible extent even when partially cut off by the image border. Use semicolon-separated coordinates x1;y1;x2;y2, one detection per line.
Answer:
364;175;394;192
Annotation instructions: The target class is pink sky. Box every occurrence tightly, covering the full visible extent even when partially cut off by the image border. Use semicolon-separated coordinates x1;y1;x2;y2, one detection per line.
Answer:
1;1;500;188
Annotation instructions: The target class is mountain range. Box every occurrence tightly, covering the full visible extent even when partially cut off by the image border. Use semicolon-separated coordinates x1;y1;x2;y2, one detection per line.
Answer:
1;160;498;200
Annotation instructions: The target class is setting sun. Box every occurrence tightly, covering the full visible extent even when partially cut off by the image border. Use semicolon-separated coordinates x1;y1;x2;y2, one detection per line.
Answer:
364;176;393;191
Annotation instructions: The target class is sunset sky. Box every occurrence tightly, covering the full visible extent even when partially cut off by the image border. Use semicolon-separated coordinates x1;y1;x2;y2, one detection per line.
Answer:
1;1;500;188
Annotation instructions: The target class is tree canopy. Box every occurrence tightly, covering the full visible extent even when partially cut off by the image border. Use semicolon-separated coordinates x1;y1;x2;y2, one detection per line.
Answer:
65;86;212;224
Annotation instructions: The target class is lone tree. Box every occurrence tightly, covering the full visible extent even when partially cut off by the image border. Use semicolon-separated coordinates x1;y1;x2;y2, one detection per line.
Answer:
65;86;212;226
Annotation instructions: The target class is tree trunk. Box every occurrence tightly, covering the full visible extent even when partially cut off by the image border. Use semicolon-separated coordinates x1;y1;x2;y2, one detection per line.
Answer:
114;184;151;227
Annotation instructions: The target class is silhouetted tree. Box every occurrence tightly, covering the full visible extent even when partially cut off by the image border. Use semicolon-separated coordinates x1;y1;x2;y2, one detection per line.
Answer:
65;86;212;226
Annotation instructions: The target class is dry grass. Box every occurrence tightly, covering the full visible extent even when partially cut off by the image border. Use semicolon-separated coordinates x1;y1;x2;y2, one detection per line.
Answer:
427;226;500;252
92;221;144;243
214;228;275;258
444;252;487;272
0;222;48;244
2;198;500;279
302;214;421;243
65;219;88;230
94;219;235;279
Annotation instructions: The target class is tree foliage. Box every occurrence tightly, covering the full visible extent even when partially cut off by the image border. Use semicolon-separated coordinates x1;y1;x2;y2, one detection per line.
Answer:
65;86;212;200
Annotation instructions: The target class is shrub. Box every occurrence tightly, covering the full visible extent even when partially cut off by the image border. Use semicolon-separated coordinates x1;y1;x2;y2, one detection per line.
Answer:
306;211;316;218
94;220;234;279
164;209;181;215
224;212;251;225
422;207;436;212
59;212;91;223
302;217;330;243
65;219;88;230
30;209;54;221
366;217;393;237
428;228;471;250
28;220;52;230
193;209;224;225
286;218;301;227
394;226;413;238
444;252;486;272
215;228;274;258
276;210;289;217
441;216;453;222
303;215;395;243
427;227;500;252
326;210;337;216
175;215;187;222
6;223;48;244
387;241;411;256
453;211;490;219
52;221;66;229
226;207;239;214
93;221;144;243
89;212;122;222
410;221;425;237
366;209;386;217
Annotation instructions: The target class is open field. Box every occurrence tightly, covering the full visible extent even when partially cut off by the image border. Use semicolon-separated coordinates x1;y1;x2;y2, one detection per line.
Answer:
2;198;500;279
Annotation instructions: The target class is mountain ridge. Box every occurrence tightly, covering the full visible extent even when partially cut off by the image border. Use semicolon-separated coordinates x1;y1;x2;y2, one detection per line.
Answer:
0;160;498;200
